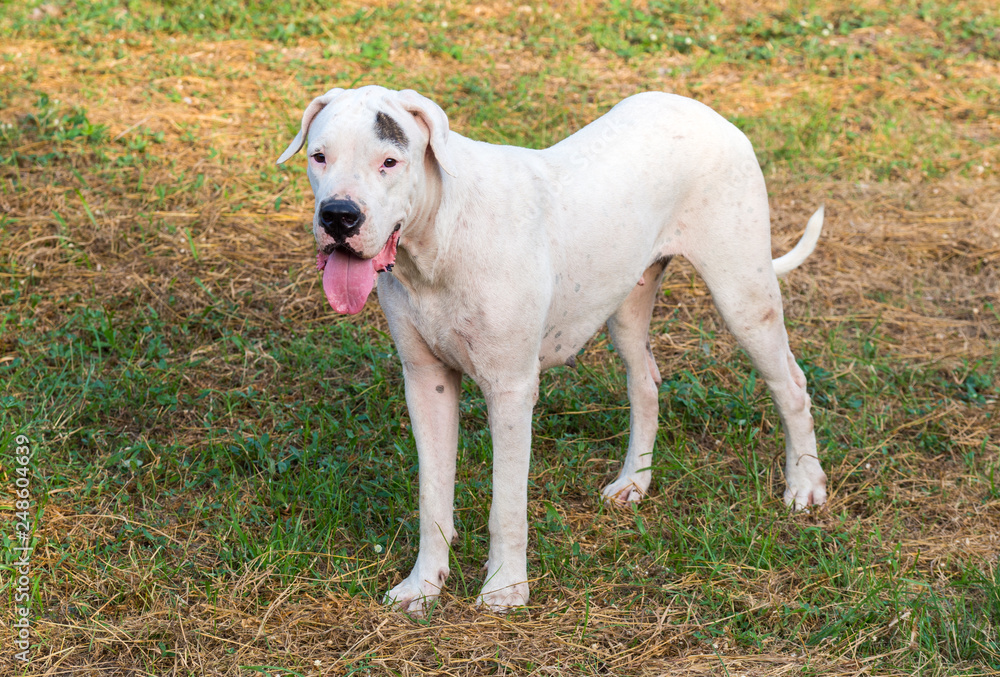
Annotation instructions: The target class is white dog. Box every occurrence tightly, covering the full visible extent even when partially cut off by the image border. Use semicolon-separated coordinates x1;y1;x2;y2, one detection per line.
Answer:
277;86;828;613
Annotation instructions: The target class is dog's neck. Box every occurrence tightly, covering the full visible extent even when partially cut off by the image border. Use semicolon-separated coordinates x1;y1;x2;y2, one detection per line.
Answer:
394;152;449;286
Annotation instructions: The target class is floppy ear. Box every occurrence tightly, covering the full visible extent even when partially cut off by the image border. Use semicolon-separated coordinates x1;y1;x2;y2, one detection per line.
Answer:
276;88;344;165
396;89;457;178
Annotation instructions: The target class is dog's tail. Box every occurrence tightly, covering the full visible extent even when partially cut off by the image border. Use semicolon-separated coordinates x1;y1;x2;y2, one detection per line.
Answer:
772;205;824;277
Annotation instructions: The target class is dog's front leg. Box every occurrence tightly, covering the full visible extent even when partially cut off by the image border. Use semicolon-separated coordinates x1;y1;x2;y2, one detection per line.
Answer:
477;378;537;611
384;359;461;614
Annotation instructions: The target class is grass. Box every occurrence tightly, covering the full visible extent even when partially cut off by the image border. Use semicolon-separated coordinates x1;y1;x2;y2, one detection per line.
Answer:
1;0;999;674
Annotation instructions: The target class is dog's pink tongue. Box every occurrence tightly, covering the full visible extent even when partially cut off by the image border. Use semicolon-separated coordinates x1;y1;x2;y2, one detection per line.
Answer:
318;231;400;315
322;250;375;315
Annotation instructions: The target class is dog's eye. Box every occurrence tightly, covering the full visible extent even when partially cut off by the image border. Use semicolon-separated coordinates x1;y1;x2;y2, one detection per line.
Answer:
311;153;326;164
382;158;397;168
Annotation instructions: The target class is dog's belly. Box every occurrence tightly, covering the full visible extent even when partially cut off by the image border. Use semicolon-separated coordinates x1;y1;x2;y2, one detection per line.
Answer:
535;264;649;372
533;211;682;372
537;313;600;370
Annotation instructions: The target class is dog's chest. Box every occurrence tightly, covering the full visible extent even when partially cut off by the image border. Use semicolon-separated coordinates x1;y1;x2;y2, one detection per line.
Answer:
410;293;553;378
411;302;493;375
418;302;601;377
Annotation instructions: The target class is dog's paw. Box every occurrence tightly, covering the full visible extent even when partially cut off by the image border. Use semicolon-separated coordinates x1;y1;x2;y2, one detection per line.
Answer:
783;459;828;511
384;573;445;615
476;580;529;612
601;476;647;505
476;559;529;613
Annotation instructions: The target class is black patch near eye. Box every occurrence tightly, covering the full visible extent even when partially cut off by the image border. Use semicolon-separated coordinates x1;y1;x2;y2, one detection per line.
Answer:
375;111;409;151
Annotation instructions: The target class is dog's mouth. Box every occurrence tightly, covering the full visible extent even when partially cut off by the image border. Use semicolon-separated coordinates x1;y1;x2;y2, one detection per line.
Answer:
315;227;400;315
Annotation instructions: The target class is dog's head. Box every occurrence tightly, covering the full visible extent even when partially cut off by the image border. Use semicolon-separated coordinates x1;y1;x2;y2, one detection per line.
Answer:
277;86;456;314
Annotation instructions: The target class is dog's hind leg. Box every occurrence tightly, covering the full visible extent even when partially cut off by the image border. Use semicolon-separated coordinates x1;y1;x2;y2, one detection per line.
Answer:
601;258;670;504
688;218;828;510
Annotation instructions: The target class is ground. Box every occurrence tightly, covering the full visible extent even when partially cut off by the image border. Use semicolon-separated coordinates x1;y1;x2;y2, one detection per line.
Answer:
1;1;998;675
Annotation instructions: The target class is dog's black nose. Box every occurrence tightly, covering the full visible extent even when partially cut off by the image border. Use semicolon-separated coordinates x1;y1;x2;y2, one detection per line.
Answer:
318;199;365;239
